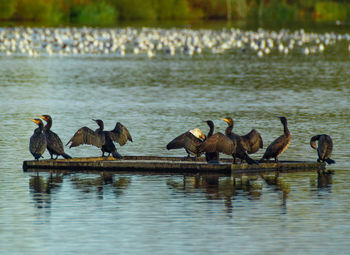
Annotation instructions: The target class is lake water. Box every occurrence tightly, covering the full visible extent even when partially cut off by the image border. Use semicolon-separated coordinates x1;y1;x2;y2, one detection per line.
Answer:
0;26;350;254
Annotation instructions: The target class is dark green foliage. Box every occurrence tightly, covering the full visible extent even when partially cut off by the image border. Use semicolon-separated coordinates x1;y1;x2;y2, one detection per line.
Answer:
12;0;64;23
190;0;228;19
1;0;350;25
153;0;191;20
72;1;118;25
262;0;297;23
314;2;348;22
113;0;156;20
112;0;191;21
0;0;16;19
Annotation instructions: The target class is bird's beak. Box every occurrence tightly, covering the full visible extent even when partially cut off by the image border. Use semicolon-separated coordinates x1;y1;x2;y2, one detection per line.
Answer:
31;119;38;124
221;118;229;122
310;141;317;150
38;115;46;120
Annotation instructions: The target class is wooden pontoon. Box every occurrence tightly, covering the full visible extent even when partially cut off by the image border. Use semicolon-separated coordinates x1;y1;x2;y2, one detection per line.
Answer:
22;156;326;174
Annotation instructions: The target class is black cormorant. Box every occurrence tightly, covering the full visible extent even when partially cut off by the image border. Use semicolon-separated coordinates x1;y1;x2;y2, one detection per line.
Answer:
310;134;335;164
200;120;245;163
221;117;263;154
260;116;291;162
201;120;219;162
166;128;206;158
29;119;47;160
66;119;132;159
220;118;258;164
40;115;71;159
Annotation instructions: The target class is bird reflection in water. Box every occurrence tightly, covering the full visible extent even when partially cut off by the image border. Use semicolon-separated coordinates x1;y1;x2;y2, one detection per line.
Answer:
310;171;333;194
260;172;291;208
166;174;264;212
70;173;131;198
166;172;297;212
29;173;63;211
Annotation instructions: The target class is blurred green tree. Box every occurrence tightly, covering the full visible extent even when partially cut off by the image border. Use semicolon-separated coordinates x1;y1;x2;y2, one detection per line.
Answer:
232;0;248;19
112;0;156;20
73;1;118;25
14;0;64;23
314;1;348;21
1;0;350;25
262;0;296;23
0;0;16;19
153;0;190;20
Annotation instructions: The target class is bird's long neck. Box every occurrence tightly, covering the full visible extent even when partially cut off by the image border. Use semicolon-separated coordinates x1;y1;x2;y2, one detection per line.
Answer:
98;122;104;131
207;122;214;137
37;122;44;133
283;121;290;136
225;122;233;136
44;118;52;131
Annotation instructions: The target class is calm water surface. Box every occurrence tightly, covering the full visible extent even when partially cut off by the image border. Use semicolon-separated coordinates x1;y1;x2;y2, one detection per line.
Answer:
1;27;350;254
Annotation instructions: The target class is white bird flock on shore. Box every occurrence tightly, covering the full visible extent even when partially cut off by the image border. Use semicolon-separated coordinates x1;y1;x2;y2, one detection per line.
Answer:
0;26;350;58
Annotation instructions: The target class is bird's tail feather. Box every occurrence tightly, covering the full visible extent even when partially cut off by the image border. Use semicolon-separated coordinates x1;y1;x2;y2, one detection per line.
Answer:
325;158;335;164
62;153;72;159
65;139;71;147
245;155;259;165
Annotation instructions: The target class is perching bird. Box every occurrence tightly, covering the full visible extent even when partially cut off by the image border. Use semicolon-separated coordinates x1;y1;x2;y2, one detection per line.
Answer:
66;119;132;159
222;117;263;154
220;118;258;164
199;120;256;164
166;128;206;158
222;118;263;154
310;134;335;164
40;115;71;159
260;116;291;162
29;119;47;160
200;120;257;164
201;120;219;162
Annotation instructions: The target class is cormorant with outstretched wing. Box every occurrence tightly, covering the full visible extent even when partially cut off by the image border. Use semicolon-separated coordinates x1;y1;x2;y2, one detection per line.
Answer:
66;119;132;159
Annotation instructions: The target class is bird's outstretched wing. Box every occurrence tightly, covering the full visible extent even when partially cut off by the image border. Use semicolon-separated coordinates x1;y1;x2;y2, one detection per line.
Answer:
109;122;133;146
199;133;236;155
166;132;187;150
241;129;263;153
183;132;203;156
66;127;102;148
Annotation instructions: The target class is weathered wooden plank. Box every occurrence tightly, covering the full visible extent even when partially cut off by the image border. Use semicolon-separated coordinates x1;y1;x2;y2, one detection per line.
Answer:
22;156;325;174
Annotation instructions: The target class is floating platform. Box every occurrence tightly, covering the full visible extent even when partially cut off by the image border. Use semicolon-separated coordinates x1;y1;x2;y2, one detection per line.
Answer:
22;156;325;174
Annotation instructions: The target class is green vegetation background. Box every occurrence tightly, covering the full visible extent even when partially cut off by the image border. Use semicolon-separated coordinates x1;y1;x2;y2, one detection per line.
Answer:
0;0;350;26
